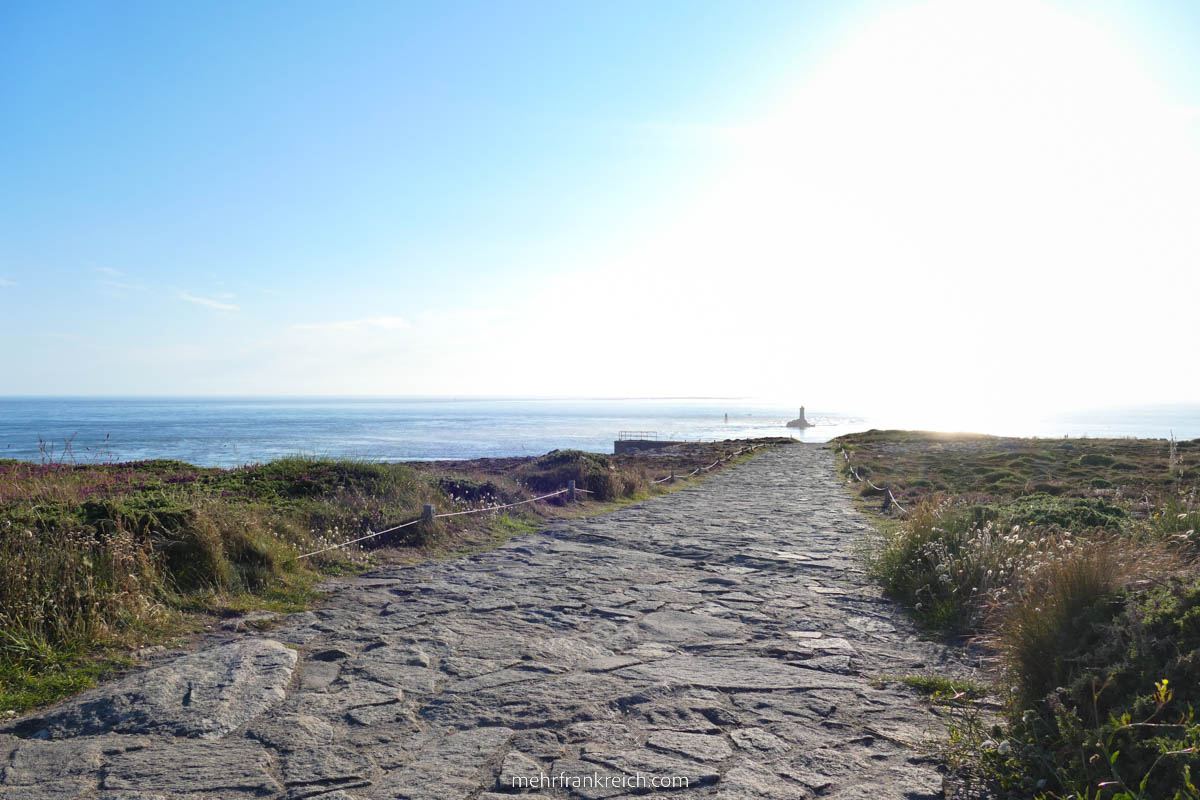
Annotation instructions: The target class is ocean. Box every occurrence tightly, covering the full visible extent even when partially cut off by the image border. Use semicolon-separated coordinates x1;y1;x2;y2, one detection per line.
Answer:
1;397;1198;468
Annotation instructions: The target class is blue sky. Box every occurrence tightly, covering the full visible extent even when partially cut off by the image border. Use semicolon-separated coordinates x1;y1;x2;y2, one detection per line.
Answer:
3;1;1199;415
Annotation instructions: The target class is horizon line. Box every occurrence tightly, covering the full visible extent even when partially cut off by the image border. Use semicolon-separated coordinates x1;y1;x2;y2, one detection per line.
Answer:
0;393;771;402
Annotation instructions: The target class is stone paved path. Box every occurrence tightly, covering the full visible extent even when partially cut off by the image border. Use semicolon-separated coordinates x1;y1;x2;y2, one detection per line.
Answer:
2;444;966;799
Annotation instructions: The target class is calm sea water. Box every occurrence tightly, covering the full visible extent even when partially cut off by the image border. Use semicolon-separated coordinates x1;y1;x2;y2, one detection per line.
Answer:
1;398;1198;468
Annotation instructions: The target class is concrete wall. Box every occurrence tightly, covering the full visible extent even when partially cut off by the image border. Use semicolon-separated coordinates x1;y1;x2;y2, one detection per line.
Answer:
613;439;682;455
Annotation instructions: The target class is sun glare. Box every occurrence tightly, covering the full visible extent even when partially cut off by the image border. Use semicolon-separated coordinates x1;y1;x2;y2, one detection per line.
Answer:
609;0;1200;410
753;0;1188;279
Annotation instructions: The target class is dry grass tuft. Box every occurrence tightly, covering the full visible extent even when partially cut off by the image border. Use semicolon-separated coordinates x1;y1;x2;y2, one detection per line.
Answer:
993;537;1186;711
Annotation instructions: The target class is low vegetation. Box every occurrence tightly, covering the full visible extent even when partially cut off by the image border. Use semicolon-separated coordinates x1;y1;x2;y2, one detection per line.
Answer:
838;430;1200;799
0;439;773;715
518;449;648;501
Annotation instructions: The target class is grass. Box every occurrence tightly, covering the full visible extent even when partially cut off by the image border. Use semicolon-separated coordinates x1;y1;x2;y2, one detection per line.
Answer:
874;673;990;703
0;644;133;719
517;449;647;501
836;429;1198;511
0;438;779;715
837;430;1200;799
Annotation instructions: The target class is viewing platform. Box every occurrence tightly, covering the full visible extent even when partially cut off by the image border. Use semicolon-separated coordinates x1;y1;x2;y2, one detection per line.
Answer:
613;430;683;454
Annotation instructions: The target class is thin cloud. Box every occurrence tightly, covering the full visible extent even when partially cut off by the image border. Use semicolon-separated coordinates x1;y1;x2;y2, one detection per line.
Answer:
101;279;148;291
293;316;408;332
179;292;240;311
93;267;146;291
0;278;15;287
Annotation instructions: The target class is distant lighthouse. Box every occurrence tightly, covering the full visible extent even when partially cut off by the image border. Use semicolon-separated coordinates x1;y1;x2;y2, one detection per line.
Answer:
786;406;813;429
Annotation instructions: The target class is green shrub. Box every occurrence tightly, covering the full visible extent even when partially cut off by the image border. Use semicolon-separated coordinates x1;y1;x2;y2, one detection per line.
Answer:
620;470;648;498
837;430;1200;798
518;450;622;501
868;501;1041;632
996;540;1143;710
81;495;195;538
870;495;1134;635
1002;493;1127;531
436;476;508;504
0;458;428;687
1004;570;1200;799
229;457;413;501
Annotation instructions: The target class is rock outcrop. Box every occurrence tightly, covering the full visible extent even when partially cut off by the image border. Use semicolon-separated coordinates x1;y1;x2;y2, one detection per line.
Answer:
9;639;297;741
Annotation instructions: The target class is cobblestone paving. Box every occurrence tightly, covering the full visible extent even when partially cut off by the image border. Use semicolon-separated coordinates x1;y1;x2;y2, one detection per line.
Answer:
3;444;966;799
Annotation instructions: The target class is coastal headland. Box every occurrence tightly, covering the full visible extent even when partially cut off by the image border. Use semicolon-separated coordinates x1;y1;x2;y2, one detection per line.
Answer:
0;443;960;799
1;432;1197;797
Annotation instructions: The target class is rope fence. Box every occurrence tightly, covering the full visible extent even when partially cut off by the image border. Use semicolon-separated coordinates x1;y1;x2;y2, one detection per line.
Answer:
295;518;424;561
838;447;908;514
294;443;771;560
431;489;570;518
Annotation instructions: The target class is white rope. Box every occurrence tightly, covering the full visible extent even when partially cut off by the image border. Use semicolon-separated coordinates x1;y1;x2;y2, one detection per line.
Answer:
296;489;570;560
840;447;909;515
645;443;765;483
435;489;568;517
295;517;422;560
297;443;775;560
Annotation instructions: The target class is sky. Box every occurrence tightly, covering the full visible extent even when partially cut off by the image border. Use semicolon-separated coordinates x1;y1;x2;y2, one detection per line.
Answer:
2;0;1199;420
